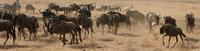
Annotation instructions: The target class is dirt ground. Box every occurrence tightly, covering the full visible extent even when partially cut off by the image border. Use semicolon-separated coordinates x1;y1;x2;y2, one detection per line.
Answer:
0;0;200;51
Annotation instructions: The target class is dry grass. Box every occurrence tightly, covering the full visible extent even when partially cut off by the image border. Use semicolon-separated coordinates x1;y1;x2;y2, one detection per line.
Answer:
0;0;200;51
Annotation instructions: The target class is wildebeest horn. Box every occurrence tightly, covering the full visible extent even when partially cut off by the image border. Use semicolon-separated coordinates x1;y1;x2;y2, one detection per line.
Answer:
39;9;43;14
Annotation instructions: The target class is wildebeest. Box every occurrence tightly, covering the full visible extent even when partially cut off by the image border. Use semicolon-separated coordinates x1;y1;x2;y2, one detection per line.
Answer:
108;11;131;31
78;14;94;39
24;4;35;13
124;4;133;11
164;16;177;26
96;13;111;35
65;4;80;15
126;10;145;25
160;23;186;48
109;14;120;34
0;20;16;44
78;9;91;17
50;21;80;47
2;0;21;14
39;9;56;33
185;13;195;33
48;3;66;14
146;12;161;34
13;14;39;40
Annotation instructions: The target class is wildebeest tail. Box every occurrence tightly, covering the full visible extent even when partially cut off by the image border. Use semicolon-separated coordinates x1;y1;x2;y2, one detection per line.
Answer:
36;21;39;28
182;34;186;37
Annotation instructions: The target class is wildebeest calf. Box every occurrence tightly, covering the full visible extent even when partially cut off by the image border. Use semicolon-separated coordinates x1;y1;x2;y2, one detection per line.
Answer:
160;23;186;48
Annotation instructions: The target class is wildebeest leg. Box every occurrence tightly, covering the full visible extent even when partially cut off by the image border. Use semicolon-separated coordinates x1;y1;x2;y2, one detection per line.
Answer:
114;24;119;34
149;26;152;34
78;30;82;42
28;28;33;40
179;34;184;45
4;32;9;45
84;29;87;39
18;27;22;40
102;25;105;35
186;25;189;33
172;36;178;48
87;29;89;38
90;28;94;38
70;32;75;45
162;35;167;45
73;30;79;44
167;36;171;48
62;33;66;47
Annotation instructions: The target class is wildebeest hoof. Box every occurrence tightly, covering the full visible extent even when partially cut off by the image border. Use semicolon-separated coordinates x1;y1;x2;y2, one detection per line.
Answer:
63;43;66;47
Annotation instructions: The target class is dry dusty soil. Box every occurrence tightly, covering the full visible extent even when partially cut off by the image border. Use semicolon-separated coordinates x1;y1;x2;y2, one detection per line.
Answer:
0;0;200;51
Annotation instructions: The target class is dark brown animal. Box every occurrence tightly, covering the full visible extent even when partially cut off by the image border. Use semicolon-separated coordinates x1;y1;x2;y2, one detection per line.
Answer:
39;9;56;33
126;10;145;24
110;14;120;34
50;21;80;47
0;20;16;44
96;13;111;35
164;16;177;26
14;14;39;40
58;15;82;42
160;23;186;48
108;11;131;31
185;13;195;33
78;14;94;39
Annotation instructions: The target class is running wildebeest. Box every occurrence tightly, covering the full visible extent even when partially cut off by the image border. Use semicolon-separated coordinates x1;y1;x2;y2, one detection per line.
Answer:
185;13;195;33
2;0;21;14
126;10;145;25
13;14;39;40
50;20;81;47
164;16;177;26
96;13;111;35
39;9;56;33
108;11;131;31
0;20;16;44
160;23;186;48
78;14;94;39
146;12;161;34
24;4;35;13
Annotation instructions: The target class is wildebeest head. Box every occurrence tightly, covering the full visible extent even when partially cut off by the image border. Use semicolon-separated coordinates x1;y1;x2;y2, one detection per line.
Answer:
163;16;171;23
160;24;172;34
2;12;14;22
39;9;56;18
155;14;161;25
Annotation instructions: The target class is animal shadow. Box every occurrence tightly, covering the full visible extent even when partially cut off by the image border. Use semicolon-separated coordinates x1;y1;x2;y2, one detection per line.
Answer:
99;38;114;42
116;33;140;37
0;44;42;49
185;38;199;42
70;44;102;49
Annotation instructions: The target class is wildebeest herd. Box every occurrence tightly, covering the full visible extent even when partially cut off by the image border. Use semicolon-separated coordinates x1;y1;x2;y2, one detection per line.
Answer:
0;0;196;48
